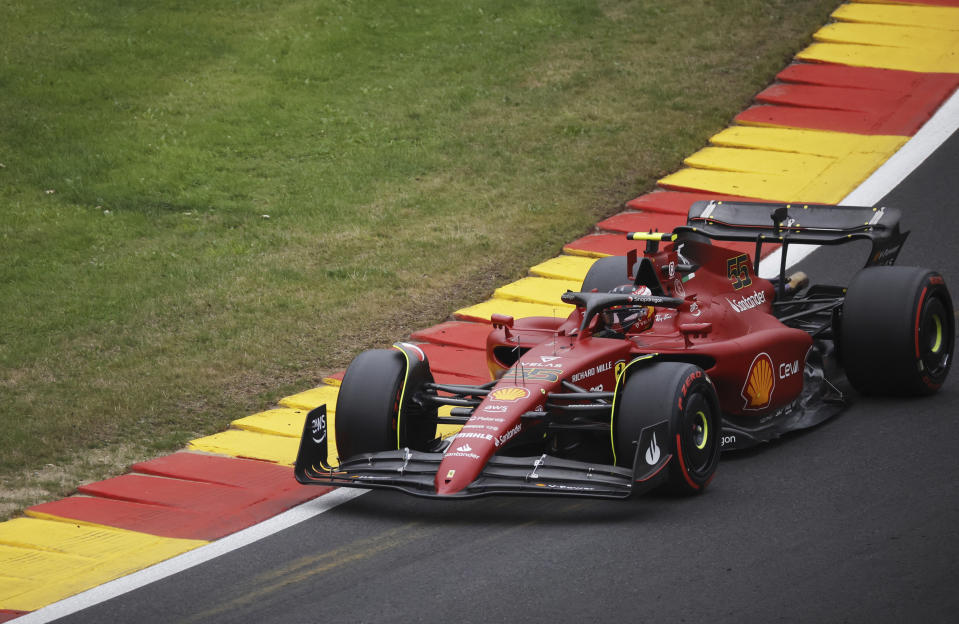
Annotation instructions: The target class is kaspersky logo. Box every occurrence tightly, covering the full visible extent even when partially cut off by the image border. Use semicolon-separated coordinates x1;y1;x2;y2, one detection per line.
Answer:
726;290;766;313
741;352;775;410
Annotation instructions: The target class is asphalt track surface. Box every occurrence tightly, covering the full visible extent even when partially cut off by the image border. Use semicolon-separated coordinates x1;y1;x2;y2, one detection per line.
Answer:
58;131;959;624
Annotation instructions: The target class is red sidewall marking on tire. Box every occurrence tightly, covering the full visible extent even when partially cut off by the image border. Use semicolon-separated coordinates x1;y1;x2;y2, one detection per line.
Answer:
675;433;700;491
915;286;928;360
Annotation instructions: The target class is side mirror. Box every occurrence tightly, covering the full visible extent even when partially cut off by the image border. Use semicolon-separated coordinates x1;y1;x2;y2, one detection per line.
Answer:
679;322;712;347
491;314;514;330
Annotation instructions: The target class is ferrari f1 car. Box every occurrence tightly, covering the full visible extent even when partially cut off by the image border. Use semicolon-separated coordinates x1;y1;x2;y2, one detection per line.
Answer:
295;201;953;499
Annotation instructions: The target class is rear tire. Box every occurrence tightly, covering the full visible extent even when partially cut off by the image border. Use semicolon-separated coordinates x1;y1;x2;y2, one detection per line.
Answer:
335;349;437;458
840;266;954;396
615;362;721;495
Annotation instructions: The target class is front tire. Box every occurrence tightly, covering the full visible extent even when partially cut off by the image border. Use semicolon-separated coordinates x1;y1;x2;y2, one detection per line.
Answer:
840;266;954;396
335;348;437;459
615;362;721;495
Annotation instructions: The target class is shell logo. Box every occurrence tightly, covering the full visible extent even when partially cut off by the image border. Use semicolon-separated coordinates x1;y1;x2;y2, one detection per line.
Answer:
489;386;531;402
741;352;775;410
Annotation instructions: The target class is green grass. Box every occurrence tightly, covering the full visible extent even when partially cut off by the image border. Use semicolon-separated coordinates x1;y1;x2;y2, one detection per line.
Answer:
0;0;839;518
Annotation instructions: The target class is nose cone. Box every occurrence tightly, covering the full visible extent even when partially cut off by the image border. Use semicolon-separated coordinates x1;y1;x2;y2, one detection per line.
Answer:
434;379;545;495
435;470;469;496
434;439;489;495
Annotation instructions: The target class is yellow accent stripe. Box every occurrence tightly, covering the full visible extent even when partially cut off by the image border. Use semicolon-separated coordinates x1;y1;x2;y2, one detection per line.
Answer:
694;411;708;451
932;315;943;354
436;405;463;440
392;345;413;449
609;354;658;465
628;232;678;242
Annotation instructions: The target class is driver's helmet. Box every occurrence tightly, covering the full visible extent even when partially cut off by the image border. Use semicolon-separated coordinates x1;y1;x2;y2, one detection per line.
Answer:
603;284;655;334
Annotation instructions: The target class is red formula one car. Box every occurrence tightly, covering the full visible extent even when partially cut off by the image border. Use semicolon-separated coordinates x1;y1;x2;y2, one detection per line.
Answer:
295;201;954;498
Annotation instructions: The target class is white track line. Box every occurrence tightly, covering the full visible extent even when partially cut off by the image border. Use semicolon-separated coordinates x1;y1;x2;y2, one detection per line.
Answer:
18;81;959;624
15;488;367;623
758;86;959;278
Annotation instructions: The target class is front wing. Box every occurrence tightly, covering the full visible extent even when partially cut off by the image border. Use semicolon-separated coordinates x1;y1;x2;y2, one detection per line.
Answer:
294;405;672;499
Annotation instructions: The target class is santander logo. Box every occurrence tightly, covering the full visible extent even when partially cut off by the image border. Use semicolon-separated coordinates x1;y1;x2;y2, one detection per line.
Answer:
726;290;766;313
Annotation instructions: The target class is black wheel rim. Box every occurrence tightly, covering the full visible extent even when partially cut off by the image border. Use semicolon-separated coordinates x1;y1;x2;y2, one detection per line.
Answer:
681;392;716;476
919;294;953;379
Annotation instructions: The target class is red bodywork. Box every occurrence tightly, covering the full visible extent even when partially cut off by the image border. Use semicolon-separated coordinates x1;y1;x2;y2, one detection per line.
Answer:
295;200;918;499
434;239;811;496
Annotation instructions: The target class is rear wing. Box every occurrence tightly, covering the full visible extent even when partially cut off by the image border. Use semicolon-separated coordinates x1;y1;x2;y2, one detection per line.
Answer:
674;200;909;275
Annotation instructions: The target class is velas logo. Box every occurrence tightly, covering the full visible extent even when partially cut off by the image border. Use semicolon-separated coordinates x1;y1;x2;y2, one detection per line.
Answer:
489;387;530;402
741;352;775;410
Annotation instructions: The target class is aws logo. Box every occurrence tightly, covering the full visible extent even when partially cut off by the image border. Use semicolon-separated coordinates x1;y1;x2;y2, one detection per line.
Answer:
741;352;775;410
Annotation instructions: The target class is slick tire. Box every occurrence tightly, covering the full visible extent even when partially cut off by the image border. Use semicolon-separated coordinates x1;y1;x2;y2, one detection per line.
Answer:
581;256;634;293
840;266;954;396
615;362;721;495
334;348;436;459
